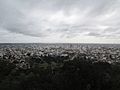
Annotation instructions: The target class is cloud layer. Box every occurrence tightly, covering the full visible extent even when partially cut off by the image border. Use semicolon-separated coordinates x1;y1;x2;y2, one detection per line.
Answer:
0;0;120;43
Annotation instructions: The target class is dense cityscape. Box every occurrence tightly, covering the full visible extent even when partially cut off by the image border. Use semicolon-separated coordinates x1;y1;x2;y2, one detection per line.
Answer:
0;43;120;90
1;43;120;68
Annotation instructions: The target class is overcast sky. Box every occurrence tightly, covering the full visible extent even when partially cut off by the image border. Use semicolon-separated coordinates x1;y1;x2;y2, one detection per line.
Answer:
0;0;120;43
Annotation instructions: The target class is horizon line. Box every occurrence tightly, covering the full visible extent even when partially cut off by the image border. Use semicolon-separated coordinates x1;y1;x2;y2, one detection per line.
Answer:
0;42;120;45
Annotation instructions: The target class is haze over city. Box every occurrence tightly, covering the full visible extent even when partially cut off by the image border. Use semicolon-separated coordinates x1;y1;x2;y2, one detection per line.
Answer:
0;0;120;43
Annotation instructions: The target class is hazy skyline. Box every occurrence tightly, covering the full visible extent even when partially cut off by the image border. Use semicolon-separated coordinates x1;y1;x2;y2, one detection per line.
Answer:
0;0;120;43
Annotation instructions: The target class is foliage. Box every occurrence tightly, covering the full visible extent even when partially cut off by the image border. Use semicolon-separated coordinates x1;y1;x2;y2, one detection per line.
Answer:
0;56;120;90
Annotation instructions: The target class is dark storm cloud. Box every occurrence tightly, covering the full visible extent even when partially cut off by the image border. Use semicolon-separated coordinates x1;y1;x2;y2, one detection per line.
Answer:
0;0;120;39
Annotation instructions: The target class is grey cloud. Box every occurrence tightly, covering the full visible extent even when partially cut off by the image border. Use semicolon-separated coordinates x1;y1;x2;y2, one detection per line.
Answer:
86;32;103;37
0;0;120;40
